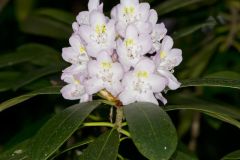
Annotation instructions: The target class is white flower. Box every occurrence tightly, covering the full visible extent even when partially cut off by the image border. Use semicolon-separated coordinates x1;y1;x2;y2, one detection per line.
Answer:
116;24;152;71
76;0;103;26
61;0;183;105
154;36;182;70
60;64;89;100
111;0;152;36
85;51;124;96
62;34;89;64
148;9;167;53
119;58;166;105
153;36;182;90
79;11;116;57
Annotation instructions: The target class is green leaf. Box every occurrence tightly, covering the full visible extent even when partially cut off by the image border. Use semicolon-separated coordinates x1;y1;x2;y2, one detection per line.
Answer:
16;43;62;67
180;38;221;78
124;102;178;160
154;0;201;16
165;105;240;128
0;43;62;69
204;71;240;79
0;86;61;112
15;0;34;22
0;139;30;160
0;72;20;92
173;19;216;39
50;138;94;160
30;101;101;160
171;151;198;160
80;129;119;160
35;8;75;25
168;95;240;120
20;15;72;39
0;52;34;69
12;65;62;90
221;150;240;160
180;78;240;89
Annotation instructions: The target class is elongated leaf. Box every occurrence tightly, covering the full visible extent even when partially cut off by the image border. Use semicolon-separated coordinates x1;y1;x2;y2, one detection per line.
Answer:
0;86;61;112
0;52;34;69
12;66;62;90
51;138;94;160
16;43;62;66
80;129;119;160
171;151;198;160
36;8;75;25
30;101;101;160
155;0;201;16
0;71;20;92
221;150;240;160
173;19;216;39
165;105;240;128
124;102;177;160
15;0;34;21
205;71;240;79
180;38;221;78
20;15;71;39
0;43;61;68
181;78;240;89
169;95;240;120
0;139;30;160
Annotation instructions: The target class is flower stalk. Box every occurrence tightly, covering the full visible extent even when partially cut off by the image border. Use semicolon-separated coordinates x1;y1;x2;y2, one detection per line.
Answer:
115;107;124;132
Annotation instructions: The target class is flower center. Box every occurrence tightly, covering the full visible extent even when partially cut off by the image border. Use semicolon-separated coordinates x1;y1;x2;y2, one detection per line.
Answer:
122;6;136;23
125;38;134;47
95;24;107;34
136;71;149;78
160;51;167;59
124;6;135;15
101;61;112;69
79;46;86;54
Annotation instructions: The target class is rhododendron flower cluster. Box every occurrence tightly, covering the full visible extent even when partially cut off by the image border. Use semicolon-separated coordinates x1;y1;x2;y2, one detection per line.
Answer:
61;0;182;105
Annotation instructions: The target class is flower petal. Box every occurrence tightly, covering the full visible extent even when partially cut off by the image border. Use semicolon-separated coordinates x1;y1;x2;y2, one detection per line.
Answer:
137;92;158;105
69;34;83;52
61;84;85;100
135;58;156;73
125;24;138;39
111;5;118;19
161;35;173;52
85;78;104;95
120;0;139;6
138;3;150;21
96;51;112;62
79;25;92;43
72;22;80;32
80;93;92;102
88;0;100;11
119;90;136;105
148;9;158;26
62;47;78;64
112;63;124;80
157;70;181;90
89;11;106;27
76;11;89;25
87;60;100;77
167;48;183;67
148;74;167;92
154;23;167;41
155;93;167;105
135;21;152;34
105;80;122;96
138;33;152;54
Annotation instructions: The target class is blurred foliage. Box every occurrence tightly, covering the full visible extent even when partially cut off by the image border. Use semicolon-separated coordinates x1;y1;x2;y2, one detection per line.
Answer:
0;0;240;159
